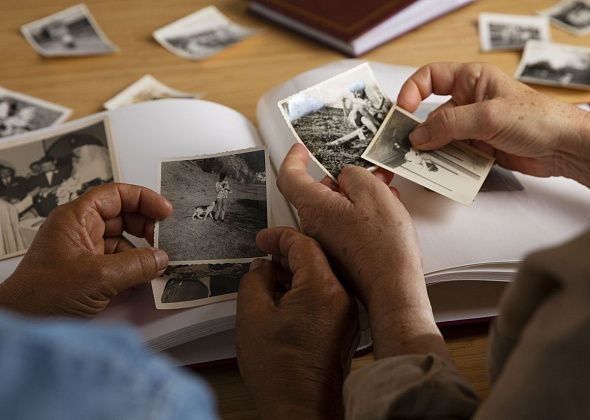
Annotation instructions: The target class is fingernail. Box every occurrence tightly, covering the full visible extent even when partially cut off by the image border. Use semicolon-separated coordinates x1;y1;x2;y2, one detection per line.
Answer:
410;125;430;147
153;248;169;271
249;259;265;271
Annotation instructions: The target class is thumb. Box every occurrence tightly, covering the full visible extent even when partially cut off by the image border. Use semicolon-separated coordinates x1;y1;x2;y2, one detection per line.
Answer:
237;259;276;315
410;102;495;150
100;247;168;293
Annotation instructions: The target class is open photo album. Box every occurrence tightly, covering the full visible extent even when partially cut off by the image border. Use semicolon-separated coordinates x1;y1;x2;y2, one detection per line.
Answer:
0;60;589;366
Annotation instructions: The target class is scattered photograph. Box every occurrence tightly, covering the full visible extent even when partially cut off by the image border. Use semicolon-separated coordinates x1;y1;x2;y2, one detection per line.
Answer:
151;263;249;309
540;0;590;35
577;102;590;111
20;4;118;57
103;75;201;110
156;147;269;264
515;41;590;90
278;63;392;179
479;13;551;51
0;116;118;260
361;107;494;206
153;6;255;60
0;87;71;140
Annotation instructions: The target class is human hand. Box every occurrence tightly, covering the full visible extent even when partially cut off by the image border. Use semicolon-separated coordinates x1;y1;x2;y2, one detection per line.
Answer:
0;183;172;317
397;62;590;185
276;145;447;360
236;227;359;420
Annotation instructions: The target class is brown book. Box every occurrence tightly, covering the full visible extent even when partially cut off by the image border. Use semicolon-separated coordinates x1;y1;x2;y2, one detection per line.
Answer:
249;0;416;41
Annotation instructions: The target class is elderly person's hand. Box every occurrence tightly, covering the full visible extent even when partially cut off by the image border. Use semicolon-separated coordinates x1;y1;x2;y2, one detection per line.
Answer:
0;183;172;317
276;145;449;361
236;227;359;420
398;62;590;186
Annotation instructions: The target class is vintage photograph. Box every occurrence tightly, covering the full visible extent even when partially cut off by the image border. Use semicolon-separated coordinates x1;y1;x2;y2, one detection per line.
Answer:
479;13;551;51
156;147;269;264
540;0;590;35
153;6;254;60
515;41;590;90
103;75;201;110
0;87;71;139
151;263;250;309
361;107;494;206
278;63;392;179
20;4;118;57
0;117;118;260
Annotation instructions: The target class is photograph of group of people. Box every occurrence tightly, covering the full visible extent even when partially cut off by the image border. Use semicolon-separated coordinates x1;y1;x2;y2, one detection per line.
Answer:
0;118;116;259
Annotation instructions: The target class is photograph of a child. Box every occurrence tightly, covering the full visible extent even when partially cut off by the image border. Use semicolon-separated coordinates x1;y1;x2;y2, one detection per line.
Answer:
156;147;269;264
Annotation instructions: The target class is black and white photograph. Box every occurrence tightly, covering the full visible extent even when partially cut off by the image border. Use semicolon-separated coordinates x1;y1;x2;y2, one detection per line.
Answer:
515;41;590;90
0;116;118;260
156;147;269;264
479;13;551;51
151;263;249;309
103;75;201;110
0;87;71;139
278;63;392;179
153;6;254;60
361;107;494;206
20;4;118;57
540;0;590;35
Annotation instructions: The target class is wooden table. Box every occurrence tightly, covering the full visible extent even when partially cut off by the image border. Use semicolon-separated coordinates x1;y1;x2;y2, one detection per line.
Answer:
1;0;588;418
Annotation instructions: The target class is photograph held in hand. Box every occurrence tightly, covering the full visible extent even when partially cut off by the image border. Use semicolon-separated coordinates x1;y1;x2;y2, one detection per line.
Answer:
155;147;269;265
278;63;392;179
0;116;118;260
362;107;494;205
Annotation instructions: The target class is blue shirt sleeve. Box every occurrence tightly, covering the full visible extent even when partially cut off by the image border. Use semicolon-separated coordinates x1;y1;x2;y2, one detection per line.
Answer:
0;310;217;420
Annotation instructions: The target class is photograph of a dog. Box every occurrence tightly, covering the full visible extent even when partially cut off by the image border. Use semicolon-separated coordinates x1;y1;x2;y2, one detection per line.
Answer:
157;147;269;264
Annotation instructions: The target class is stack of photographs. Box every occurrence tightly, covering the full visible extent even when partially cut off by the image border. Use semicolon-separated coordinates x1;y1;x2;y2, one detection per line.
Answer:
0;116;118;260
153;147;270;309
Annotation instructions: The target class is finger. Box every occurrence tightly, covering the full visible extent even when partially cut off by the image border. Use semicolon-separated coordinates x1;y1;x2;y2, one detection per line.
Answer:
237;259;277;311
320;176;341;192
390;186;400;199
337;165;391;204
103;213;156;241
256;227;334;288
372;167;394;185
410;101;497;150
277;144;337;208
104;236;135;254
100;247;169;293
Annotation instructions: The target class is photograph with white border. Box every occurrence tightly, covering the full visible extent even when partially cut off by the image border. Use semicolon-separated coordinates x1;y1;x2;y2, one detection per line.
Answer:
0;87;71;140
155;147;270;265
361;107;495;206
539;0;590;35
21;4;118;57
479;13;551;51
151;262;249;309
278;63;392;179
0;115;119;260
515;41;590;90
103;75;202;110
153;6;255;60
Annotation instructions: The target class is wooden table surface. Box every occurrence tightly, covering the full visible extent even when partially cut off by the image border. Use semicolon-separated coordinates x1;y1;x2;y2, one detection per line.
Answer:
1;0;588;418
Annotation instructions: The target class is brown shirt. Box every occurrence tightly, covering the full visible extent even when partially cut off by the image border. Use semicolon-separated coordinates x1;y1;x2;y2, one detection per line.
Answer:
344;229;590;419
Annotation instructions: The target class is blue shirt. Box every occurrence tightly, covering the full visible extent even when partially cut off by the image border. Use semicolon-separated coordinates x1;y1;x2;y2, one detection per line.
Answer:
0;310;217;420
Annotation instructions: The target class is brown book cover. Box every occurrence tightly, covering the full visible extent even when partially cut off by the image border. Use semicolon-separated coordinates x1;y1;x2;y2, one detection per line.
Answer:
249;0;417;41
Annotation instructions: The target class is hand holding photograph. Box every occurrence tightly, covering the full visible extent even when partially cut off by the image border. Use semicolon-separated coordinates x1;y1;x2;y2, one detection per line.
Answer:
153;6;255;60
0;87;71;140
155;147;269;265
103;75;201;110
20;4;118;57
278;63;392;179
0;116;118;260
539;0;590;35
479;13;551;52
515;41;590;90
361;107;494;206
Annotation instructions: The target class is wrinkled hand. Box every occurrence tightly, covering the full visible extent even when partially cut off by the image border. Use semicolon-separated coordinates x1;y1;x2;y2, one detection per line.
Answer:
236;227;359;420
0;183;172;317
398;62;590;184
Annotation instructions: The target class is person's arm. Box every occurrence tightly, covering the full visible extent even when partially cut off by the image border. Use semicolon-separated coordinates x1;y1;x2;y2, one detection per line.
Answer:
397;62;590;187
0;183;172;317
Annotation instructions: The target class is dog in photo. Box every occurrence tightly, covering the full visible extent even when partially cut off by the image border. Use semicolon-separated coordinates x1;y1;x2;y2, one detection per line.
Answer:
192;201;216;220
